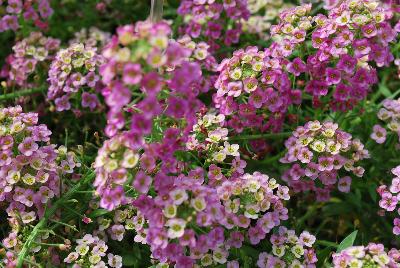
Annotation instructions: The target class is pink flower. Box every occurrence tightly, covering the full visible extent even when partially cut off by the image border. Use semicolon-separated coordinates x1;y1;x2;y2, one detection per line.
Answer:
122;63;142;85
318;156;334;172
370;125;387;144
394;218;400;235
338;176;351;193
133;170;152;194
379;192;398;211
18;137;39;156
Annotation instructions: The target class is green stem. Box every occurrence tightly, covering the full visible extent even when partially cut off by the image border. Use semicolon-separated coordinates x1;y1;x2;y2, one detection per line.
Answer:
0;87;46;101
16;172;95;268
229;132;292;141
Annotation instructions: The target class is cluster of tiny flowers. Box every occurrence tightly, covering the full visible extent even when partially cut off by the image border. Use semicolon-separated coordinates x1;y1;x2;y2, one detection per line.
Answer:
177;0;250;50
0;106;78;266
89;205;141;243
1;31;60;87
63;234;122;268
281;120;369;201
131;171;289;267
48;43;105;112
371;98;400;144
0;0;53;32
70;27;111;49
93;132;140;211
176;35;218;93
242;0;293;39
377;166;400;235
270;0;399;111
187;112;247;184
214;46;302;133
100;20;203;137
257;227;317;268
332;243;400;267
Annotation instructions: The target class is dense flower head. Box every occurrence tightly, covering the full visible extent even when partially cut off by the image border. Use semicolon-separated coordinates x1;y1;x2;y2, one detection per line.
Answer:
177;0;250;50
269;0;399;111
93;132;140;211
1;31;60;87
187;111;247;184
100;20;203;138
0;105;79;265
63;233;123;268
373;98;400;144
0;0;53;32
332;243;400;267
242;0;293;38
257;227;317;268
281;120;369;201
47;43;105;112
70;27;111;49
132;171;289;266
214;46;303;133
378;165;400;235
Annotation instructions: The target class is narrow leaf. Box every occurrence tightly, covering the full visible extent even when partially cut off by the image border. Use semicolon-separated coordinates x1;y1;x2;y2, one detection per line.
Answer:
337;230;358;253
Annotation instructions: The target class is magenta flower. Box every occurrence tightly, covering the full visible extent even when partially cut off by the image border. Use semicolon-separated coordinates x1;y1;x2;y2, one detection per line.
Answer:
325;68;341;85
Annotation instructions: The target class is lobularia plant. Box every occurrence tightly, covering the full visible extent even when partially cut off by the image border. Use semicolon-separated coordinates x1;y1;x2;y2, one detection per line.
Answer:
280;120;370;201
0;105;79;266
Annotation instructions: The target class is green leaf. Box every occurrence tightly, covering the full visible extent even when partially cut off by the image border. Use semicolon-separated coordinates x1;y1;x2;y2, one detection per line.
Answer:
317;246;334;267
337;230;358;253
378;84;391;98
88;209;110;218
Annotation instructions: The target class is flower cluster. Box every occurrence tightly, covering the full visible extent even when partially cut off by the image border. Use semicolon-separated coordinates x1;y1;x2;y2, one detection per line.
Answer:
1;31;60;87
257;227;317;268
177;0;250;50
48;43;104;112
281;120;369;201
214;46;302;133
64;234;123;268
132;171;290;267
372;98;400;144
100;20;203;137
94;132;140;211
332;243;400;267
0;0;53;32
270;0;399;111
378;165;400;235
0;105;78;265
242;0;293;39
187;112;247;185
70;27;111;49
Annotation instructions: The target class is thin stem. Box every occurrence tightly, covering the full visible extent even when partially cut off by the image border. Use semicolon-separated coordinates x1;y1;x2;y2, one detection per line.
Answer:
229;132;292;141
150;0;164;22
16;172;95;268
0;87;46;101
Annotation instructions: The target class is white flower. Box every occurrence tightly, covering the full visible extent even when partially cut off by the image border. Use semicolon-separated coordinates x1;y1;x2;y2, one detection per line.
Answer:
191;197;207;212
108;253;123;268
347;246;365;258
224;142;240;157
166;219;186;239
21;211;36;224
163;204;177;218
291;244;304;258
169;189;188;205
272;245;286;257
212;150;227;163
